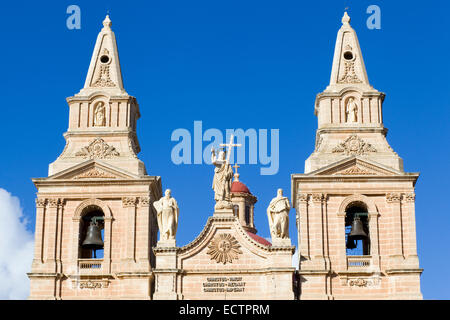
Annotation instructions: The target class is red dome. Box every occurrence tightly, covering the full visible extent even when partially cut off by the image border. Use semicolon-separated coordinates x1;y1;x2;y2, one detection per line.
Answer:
231;181;251;194
246;231;272;246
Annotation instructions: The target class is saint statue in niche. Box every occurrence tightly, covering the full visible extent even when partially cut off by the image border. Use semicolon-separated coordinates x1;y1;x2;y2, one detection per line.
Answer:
346;97;358;123
94;102;106;127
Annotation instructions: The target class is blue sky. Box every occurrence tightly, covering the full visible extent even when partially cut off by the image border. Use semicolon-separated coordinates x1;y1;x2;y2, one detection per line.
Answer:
0;0;449;299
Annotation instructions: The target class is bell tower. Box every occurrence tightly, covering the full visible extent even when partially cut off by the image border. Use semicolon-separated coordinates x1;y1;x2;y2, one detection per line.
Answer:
28;16;162;299
291;12;423;299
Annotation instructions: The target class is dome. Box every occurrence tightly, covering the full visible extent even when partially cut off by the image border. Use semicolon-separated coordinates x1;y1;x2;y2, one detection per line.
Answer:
231;181;251;194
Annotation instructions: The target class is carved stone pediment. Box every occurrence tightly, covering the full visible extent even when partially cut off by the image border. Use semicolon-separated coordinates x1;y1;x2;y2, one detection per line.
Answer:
73;168;117;179
312;158;401;177
333;165;377;176
47;161;140;181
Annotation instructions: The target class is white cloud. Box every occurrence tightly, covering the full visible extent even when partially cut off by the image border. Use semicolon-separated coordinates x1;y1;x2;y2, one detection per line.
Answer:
0;188;34;300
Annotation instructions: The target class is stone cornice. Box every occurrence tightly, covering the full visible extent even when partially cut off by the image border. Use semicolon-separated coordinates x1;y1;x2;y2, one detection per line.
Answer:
178;267;296;275
32;177;159;188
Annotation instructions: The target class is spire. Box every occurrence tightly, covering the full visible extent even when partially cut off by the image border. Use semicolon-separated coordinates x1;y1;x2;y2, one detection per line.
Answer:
78;15;126;96
327;11;371;90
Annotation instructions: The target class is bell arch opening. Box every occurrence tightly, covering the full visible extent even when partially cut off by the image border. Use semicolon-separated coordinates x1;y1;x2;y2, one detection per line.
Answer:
345;201;370;256
79;205;105;259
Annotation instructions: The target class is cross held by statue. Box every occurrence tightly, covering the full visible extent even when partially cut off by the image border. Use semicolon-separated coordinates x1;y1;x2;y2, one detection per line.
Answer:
220;134;242;164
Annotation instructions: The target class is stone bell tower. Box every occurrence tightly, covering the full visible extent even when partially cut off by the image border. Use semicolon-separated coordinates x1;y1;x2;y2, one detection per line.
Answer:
291;12;422;299
28;16;162;299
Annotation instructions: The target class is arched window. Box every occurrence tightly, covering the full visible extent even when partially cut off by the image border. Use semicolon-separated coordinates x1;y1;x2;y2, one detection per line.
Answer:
245;205;250;225
79;205;105;259
345;201;370;256
233;205;239;217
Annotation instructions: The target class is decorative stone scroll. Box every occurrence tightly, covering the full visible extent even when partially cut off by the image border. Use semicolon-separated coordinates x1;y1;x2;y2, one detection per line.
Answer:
338;60;362;84
75;138;120;159
338;166;374;175
347;277;381;287
78;280;110;289
403;193;415;202
122;197;137;208
207;234;242;264
332;135;377;156
386;193;401;203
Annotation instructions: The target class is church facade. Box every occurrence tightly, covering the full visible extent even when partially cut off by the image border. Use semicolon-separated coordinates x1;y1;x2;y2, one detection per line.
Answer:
27;13;422;300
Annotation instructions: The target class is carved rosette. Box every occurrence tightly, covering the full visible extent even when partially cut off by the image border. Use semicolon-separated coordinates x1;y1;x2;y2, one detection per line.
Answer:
75;138;120;159
386;193;401;203
122;197;137;208
74;168;116;179
332;135;377;156
207;234;242;264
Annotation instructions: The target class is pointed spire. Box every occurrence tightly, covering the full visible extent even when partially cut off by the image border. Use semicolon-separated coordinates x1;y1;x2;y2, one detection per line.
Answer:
77;15;126;96
327;11;372;90
102;14;112;29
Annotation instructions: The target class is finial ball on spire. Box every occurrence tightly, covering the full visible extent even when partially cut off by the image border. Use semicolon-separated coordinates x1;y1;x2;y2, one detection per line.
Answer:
103;15;112;28
342;11;351;24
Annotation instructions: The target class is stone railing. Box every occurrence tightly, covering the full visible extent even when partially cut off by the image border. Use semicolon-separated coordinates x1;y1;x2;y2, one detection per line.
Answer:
347;255;371;270
78;259;103;274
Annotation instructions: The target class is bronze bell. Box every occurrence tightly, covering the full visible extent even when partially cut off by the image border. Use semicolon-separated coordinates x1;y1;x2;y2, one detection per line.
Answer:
348;216;368;241
82;221;104;257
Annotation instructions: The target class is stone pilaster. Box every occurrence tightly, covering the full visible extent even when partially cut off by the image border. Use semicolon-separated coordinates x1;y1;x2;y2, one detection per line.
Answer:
122;197;137;269
32;198;46;271
136;196;151;271
386;192;404;267
402;193;419;268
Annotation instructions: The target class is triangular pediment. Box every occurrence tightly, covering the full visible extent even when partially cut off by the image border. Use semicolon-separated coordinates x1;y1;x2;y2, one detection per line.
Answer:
309;157;403;176
47;160;140;180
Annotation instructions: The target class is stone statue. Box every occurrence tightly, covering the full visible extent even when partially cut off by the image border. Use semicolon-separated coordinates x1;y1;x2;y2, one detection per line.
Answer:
267;188;291;240
211;147;234;209
153;189;179;242
94;102;106;126
346;97;358;123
